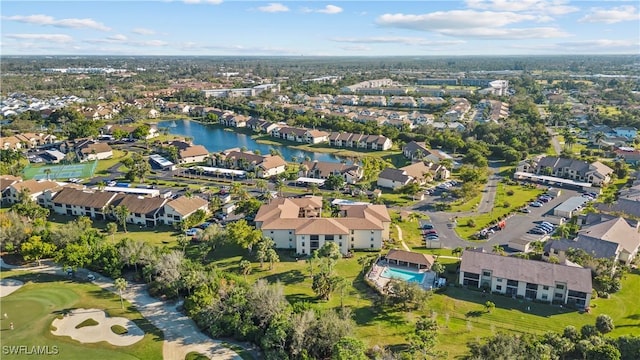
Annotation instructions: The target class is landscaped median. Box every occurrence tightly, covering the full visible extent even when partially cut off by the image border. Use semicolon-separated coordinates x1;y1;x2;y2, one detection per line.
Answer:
454;181;544;240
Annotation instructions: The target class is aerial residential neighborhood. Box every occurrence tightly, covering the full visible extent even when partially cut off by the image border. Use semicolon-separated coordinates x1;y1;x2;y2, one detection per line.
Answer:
1;1;639;359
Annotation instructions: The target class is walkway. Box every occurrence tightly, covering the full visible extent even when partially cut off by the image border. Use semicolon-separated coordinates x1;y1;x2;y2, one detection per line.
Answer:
547;127;563;155
476;161;502;214
394;224;411;251
0;259;244;360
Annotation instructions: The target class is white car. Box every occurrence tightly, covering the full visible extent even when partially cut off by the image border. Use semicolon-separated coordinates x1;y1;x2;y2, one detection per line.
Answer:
185;228;199;236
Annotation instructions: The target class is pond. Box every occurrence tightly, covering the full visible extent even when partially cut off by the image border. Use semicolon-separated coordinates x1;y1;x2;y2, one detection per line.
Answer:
159;119;347;163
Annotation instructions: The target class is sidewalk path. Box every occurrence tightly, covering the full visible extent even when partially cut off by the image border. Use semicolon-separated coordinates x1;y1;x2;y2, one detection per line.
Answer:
395;224;411;251
1;258;244;360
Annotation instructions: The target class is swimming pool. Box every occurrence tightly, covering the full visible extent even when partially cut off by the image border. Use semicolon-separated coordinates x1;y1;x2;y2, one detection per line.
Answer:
380;267;425;284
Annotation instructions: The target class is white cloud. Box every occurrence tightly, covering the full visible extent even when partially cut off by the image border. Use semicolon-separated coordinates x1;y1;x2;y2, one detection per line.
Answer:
555;39;640;49
317;5;343;14
376;11;541;31
258;3;289;13
132;28;156;35
579;6;640;24
5;33;73;43
465;0;579;15
331;36;465;46
107;34;127;41
182;0;223;4
338;45;370;52
375;10;570;39
2;14;111;31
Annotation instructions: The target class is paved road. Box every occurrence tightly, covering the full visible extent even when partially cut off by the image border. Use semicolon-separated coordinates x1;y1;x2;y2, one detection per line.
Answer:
0;259;247;360
548;127;563;155
476;161;503;214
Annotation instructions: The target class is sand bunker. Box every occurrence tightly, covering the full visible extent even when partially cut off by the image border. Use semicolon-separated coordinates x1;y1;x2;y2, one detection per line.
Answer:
51;308;144;346
0;278;24;298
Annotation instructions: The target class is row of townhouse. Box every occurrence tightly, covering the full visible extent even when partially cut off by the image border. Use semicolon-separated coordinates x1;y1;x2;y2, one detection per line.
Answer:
402;141;457;165
544;214;640;266
474;99;510;123
299;160;363;184
327;132;393;150
213;149;287;178
1;177;209;227
459;250;592;309
254;196;391;255
2;132;58;151
376;161;451;190
516;155;614;186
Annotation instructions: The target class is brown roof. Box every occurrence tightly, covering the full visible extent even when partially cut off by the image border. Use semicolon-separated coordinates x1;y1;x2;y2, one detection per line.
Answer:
180;145;209;159
111;194;167;216
0;175;22;192
386;249;435;268
259;155;287;170
166;195;208;216
52;187;117;208
80;142;112;155
10;179;61;194
460;250;592;293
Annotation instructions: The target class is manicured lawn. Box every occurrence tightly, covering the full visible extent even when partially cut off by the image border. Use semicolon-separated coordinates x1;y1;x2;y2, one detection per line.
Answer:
448;193;482;213
454;183;543;240
0;271;163;360
207;243;640;358
48;214;182;248
95;149;130;175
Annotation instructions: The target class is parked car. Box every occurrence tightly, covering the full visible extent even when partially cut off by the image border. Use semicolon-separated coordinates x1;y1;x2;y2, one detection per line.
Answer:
537;197;550;203
185;228;199;236
198;222;212;229
422;223;435;230
424;229;438;235
530;201;543;207
530;228;547;235
519;208;531;213
425;235;439;241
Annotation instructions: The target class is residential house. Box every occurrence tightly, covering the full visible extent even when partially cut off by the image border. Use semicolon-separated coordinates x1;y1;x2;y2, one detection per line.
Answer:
328;132;392;151
218;150;287;178
109;194;168;227
254;196;391;255
545;216;640;265
614;148;640;165
77;141;113;161
300;161;363;184
0;175;22;199
178;145;209;164
3;179;62;206
517;156;614;186
402;141;456;165
305;129;330;144
50;187;118;220
162;195;209;225
377;168;413;190
400;161;450;183
272;126;308;143
459;250;592;309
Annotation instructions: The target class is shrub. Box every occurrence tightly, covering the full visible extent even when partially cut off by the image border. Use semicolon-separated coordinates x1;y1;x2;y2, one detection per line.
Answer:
111;324;128;335
75;318;99;329
502;201;510;208
506;189;514;196
467;219;477;228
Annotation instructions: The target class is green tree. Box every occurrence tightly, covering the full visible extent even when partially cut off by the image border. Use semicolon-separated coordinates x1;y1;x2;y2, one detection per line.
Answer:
239;259;252;280
226;219;261;253
106;222;118;241
325;174;346;190
122;153;150;183
114;278;128;309
595;314;615;334
332;337;367;360
431;261;445;276
408;316;444;359
111;205;130;233
485;300;496;313
20;236;57;266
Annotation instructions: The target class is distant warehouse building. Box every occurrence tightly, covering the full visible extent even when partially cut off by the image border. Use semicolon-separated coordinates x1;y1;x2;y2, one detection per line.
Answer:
553;196;589;219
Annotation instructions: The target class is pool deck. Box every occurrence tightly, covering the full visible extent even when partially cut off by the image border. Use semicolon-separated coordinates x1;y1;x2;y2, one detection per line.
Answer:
368;260;437;291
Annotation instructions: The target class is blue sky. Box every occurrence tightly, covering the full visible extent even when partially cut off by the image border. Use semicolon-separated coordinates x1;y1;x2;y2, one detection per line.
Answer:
1;1;639;56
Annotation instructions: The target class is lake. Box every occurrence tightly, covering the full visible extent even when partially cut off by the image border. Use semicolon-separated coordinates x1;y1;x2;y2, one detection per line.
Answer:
159;119;346;163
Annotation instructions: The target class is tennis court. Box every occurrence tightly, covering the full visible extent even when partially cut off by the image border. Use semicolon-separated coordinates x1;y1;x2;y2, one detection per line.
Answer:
23;161;97;180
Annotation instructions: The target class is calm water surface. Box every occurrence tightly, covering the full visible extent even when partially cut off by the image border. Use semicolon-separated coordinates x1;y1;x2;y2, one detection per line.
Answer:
159;119;347;163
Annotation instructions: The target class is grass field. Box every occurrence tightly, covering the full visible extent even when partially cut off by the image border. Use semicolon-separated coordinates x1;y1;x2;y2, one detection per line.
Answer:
204;243;640;358
95;149;130;175
0;272;163;360
455;183;544;240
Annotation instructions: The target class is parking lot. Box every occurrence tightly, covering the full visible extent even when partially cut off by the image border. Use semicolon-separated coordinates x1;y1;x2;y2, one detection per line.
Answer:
487;188;582;248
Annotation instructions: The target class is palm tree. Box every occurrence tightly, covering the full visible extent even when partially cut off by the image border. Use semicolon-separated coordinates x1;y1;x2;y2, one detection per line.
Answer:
275;178;285;197
255;179;268;194
594;132;605;150
492;244;505;256
114;278;128;309
44;168;52;181
239;260;252;280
